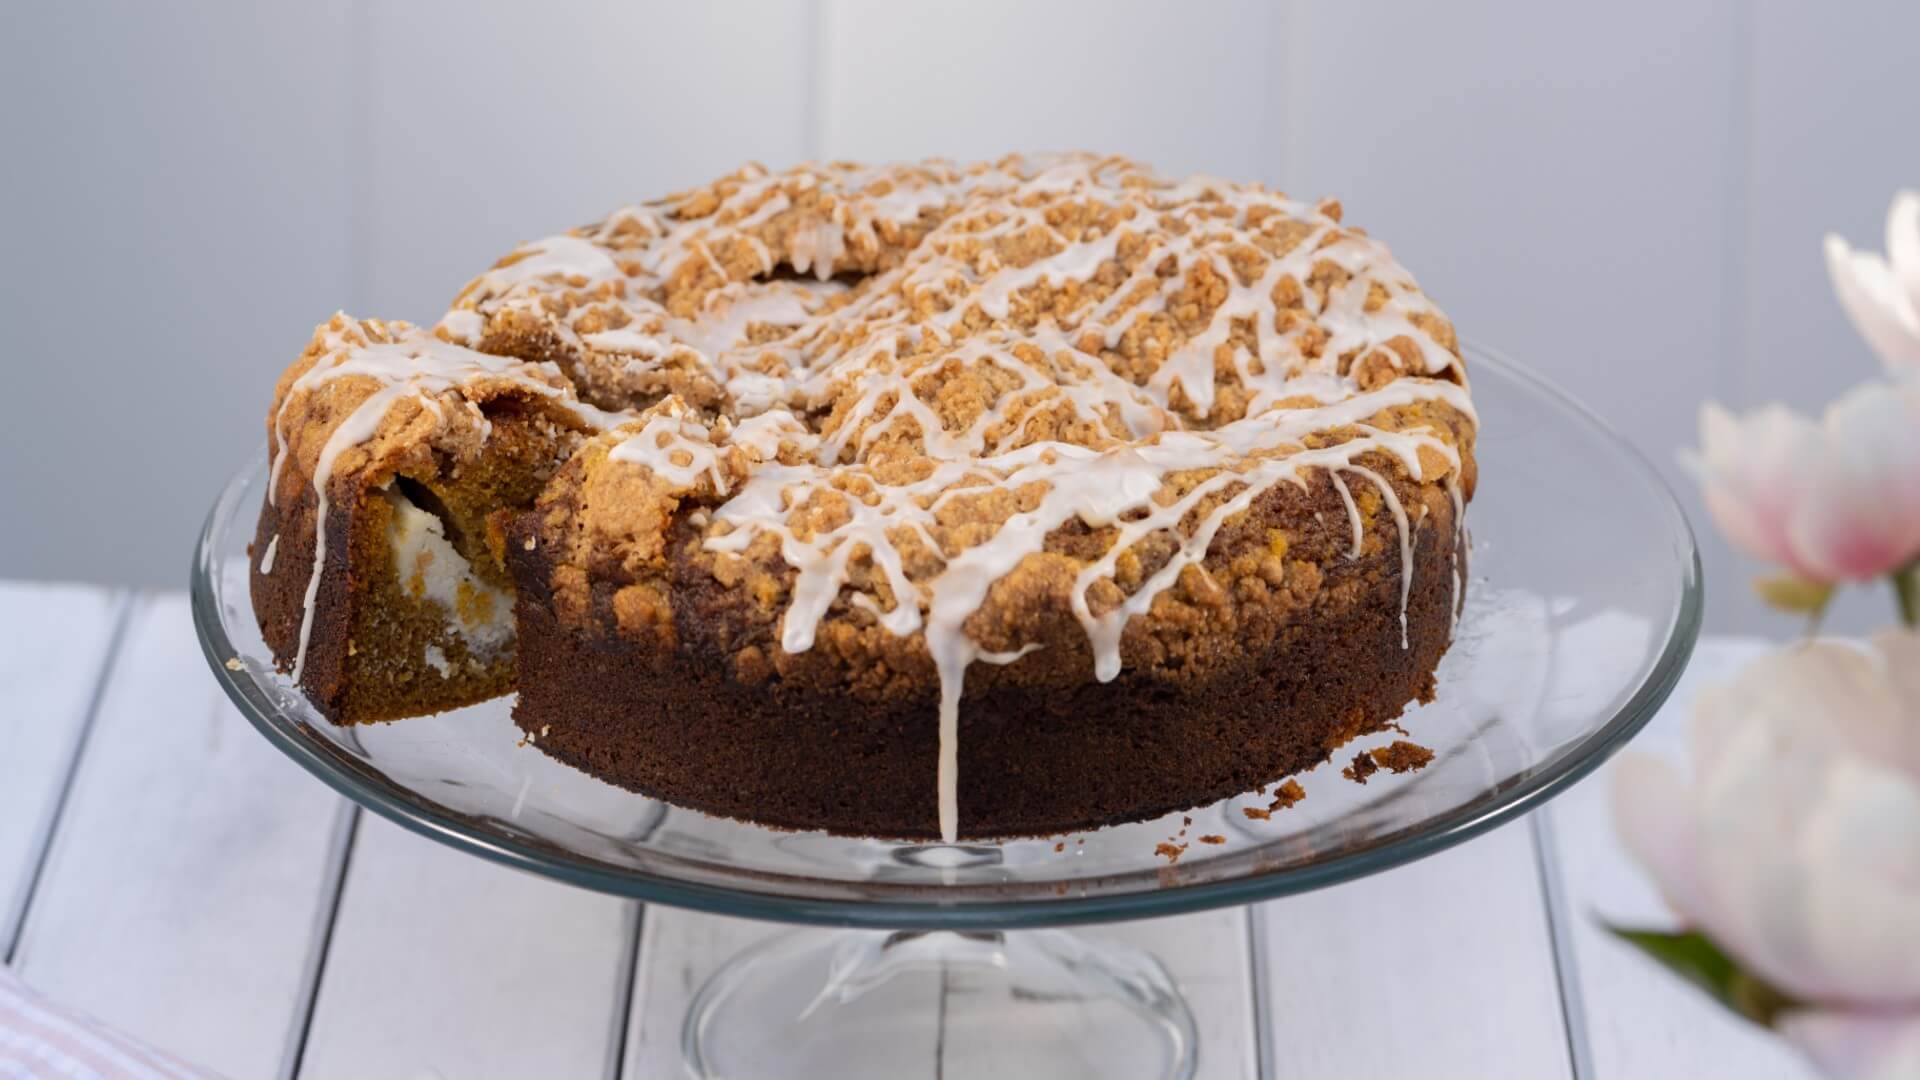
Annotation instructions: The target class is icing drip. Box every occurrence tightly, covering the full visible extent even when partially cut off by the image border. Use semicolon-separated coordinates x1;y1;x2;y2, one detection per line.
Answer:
442;155;1476;841
291;381;403;681
259;534;279;575
1329;473;1363;559
1342;465;1414;649
1446;475;1466;635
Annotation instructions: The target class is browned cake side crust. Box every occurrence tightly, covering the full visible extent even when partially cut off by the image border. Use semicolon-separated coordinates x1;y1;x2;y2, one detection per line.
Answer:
507;469;1462;839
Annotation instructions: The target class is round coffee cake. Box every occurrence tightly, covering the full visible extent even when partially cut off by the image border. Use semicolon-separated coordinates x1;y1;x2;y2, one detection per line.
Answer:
429;154;1477;840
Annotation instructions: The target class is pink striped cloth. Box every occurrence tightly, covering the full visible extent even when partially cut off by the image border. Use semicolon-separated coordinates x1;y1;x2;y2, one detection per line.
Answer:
0;966;223;1080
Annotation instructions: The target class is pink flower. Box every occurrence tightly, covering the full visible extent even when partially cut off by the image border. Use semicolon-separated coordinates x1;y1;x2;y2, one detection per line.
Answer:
1826;191;1920;374
1689;382;1920;582
1781;1012;1920;1080
1614;632;1920;1078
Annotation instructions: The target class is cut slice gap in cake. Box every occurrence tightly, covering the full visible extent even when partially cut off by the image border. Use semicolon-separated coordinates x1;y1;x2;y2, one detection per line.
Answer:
250;313;609;723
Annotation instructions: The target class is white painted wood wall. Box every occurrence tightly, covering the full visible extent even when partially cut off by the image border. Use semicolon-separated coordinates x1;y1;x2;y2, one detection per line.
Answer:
3;0;1917;634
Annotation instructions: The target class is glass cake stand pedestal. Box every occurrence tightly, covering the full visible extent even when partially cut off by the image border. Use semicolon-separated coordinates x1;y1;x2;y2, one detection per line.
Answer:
192;347;1700;1080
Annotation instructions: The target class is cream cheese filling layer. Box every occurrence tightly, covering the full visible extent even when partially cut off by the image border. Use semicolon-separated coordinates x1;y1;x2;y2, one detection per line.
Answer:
385;488;514;663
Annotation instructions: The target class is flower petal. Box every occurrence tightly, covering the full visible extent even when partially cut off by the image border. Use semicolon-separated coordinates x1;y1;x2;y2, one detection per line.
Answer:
1692;401;1820;573
1784;384;1920;581
1692;716;1830;997
1780;1009;1920;1080
1884;191;1920;327
1827;233;1920;372
1626;633;1920;1020
1695;641;1896;770
1868;629;1920;781
1799;758;1920;1002
1611;752;1711;927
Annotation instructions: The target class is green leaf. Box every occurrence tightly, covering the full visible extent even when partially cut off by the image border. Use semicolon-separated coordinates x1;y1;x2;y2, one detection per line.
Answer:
1606;926;1799;1028
1894;559;1920;629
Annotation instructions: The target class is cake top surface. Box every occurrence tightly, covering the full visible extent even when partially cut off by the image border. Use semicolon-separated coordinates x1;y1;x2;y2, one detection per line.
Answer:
440;152;1468;436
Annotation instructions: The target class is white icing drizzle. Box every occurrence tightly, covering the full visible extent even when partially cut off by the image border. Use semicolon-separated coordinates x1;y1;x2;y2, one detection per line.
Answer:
608;397;732;494
1328;472;1363;559
273;317;608;682
436;156;1476;841
259;534;279;575
1342;465;1414;649
1446;474;1466;635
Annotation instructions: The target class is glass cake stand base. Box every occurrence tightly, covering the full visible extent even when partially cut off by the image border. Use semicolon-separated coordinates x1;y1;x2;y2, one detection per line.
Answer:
683;926;1196;1080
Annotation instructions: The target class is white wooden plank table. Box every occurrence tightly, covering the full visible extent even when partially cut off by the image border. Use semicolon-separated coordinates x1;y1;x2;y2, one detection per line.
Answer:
0;581;1812;1079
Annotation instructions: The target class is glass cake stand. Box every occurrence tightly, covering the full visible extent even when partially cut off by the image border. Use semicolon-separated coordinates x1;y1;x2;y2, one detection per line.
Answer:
191;346;1700;1080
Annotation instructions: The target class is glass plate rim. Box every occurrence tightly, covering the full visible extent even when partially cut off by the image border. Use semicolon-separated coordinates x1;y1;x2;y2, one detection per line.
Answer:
190;343;1703;930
